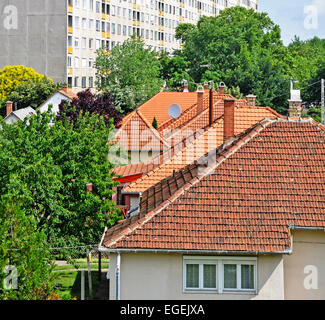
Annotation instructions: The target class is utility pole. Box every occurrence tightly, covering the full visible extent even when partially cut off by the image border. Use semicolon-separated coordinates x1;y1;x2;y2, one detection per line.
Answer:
321;79;325;126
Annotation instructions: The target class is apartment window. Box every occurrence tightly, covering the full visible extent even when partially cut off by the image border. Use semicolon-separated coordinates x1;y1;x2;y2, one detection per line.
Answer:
111;23;115;34
89;77;94;88
74;57;79;68
82;18;87;29
74;0;80;8
82;58;87;68
68;36;73;47
96;20;100;32
82;0;87;9
74;76;79;87
67;56;72;67
96;39;101;49
74;37;79;48
82;76;87;88
183;257;256;293
68;77;73;88
74;16;80;28
89;0;93;10
82;37;87;48
117;24;121;35
96;1;100;13
89;38;94;49
89;58;94;68
89;19;94;30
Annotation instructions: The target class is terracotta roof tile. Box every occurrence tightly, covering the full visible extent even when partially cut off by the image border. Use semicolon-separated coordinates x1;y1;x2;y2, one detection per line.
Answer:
115;110;169;151
58;89;78;100
136;91;199;127
102;118;325;253
123;105;279;193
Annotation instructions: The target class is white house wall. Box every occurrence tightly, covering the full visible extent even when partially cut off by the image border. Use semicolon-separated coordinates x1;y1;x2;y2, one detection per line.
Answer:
108;252;284;300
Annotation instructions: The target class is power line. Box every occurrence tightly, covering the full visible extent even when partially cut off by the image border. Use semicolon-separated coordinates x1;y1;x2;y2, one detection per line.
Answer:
4;243;99;252
271;80;321;101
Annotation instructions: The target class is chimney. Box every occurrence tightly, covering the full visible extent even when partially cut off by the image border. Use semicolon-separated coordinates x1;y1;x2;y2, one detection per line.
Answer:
86;183;93;193
197;85;204;114
246;94;256;106
209;86;214;126
223;98;235;143
219;82;226;95
204;81;209;93
183;80;189;92
288;89;302;117
6;101;13;116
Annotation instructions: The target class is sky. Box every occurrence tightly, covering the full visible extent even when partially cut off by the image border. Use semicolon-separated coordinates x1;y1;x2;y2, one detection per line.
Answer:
259;0;325;45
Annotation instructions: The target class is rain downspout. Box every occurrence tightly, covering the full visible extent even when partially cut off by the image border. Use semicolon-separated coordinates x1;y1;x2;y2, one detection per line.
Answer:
116;251;121;300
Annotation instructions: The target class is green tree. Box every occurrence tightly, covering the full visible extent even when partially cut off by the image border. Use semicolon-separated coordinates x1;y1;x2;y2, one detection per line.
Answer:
95;36;164;114
0;109;122;252
6;77;63;111
173;7;291;113
0;65;50;101
0;197;55;300
152;117;158;129
159;52;195;91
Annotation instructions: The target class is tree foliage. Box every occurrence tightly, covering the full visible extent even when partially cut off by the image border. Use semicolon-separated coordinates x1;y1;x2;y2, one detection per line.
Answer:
166;7;292;114
6;77;63;111
0;109;122;252
57;88;122;126
0;65;49;102
95;36;164;115
0;198;55;300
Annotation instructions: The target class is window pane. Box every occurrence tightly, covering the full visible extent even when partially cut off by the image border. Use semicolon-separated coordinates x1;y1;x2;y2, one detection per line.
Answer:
186;264;199;288
203;264;216;288
241;265;254;289
224;264;237;289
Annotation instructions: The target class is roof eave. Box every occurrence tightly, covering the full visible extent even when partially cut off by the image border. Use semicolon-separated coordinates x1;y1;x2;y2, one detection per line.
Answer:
98;246;292;256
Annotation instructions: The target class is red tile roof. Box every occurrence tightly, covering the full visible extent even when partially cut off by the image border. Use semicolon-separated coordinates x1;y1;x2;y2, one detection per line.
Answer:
115;109;169;151
58;89;78;100
102;118;325;253
123;104;280;193
136;91;200;127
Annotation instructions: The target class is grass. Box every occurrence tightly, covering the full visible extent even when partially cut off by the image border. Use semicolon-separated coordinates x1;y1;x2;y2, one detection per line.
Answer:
53;258;109;300
54;270;101;300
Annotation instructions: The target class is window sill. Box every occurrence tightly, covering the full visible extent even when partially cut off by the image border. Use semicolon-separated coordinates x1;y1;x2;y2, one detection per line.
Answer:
183;289;257;295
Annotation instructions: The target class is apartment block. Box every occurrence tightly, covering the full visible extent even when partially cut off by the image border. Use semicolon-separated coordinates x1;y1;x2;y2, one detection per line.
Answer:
0;0;258;93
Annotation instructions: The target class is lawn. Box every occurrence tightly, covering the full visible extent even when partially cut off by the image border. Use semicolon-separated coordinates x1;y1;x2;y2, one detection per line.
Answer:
53;258;109;300
53;270;101;300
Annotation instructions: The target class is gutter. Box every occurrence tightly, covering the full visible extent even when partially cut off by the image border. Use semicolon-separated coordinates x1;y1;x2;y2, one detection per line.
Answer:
98;246;292;256
289;224;325;232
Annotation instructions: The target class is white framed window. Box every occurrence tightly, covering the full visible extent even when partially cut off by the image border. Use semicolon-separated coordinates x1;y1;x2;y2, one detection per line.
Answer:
183;256;257;294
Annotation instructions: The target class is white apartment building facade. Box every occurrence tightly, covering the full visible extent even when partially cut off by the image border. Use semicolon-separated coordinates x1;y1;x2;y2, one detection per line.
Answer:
68;0;258;92
0;0;258;93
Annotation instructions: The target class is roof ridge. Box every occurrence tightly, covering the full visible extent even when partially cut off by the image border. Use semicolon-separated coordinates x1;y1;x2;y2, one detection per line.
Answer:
103;117;278;248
